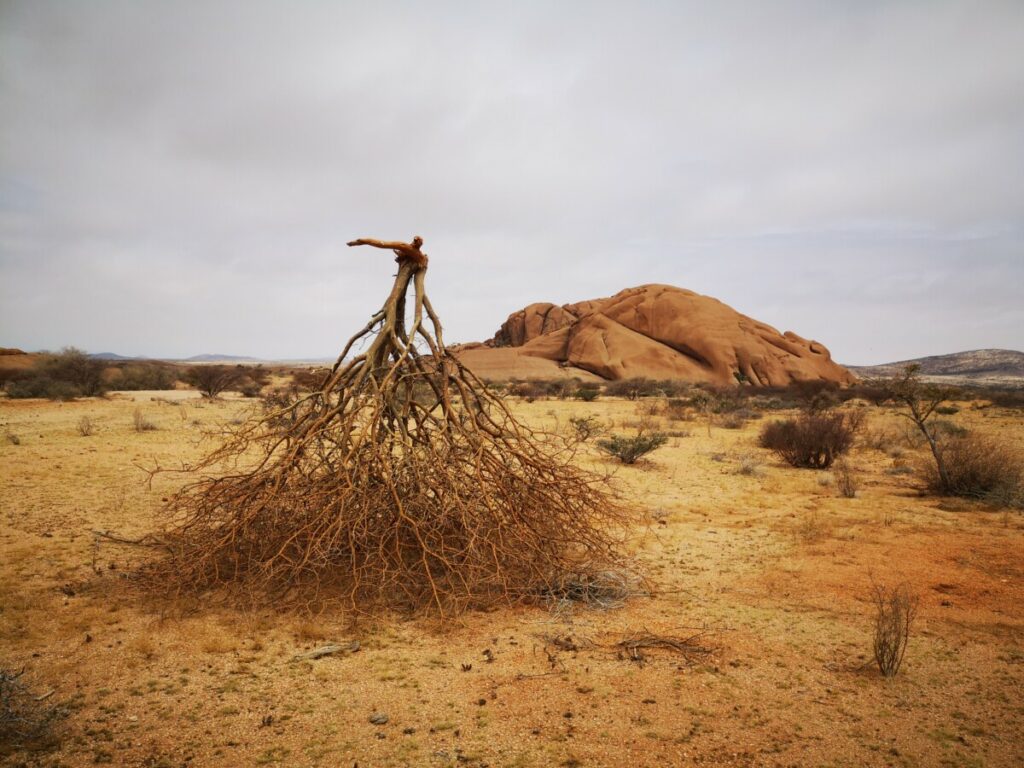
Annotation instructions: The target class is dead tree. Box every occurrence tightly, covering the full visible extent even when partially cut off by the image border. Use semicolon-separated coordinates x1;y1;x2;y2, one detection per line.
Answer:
145;236;626;614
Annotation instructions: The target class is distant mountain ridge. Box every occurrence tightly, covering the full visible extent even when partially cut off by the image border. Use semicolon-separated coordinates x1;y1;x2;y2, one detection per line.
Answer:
848;349;1024;385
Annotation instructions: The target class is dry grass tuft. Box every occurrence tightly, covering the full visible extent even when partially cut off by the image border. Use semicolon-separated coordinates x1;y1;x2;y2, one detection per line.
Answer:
871;582;919;677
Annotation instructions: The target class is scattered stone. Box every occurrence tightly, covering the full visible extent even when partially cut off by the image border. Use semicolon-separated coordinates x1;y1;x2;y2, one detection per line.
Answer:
369;712;388;725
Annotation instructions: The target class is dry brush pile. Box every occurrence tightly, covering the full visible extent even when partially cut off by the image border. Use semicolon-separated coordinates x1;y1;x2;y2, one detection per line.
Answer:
142;237;626;613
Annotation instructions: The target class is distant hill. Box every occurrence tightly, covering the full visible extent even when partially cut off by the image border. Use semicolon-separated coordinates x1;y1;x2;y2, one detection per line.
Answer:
848;349;1024;387
90;352;144;361
180;354;260;363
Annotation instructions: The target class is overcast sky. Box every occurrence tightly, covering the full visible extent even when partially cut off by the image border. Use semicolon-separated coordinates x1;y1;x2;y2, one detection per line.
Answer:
1;1;1022;365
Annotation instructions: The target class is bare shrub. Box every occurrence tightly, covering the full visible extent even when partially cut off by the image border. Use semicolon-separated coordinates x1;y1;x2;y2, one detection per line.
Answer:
543;569;646;611
733;454;762;476
871;582;919;677
132;408;157;432
77;416;95;437
834;460;859;498
921;433;1023;507
508;381;544;400
0;667;62;755
663;398;691;421
568;415;605;443
183;365;243;398
758;411;862;469
720;414;746;430
597;432;669;464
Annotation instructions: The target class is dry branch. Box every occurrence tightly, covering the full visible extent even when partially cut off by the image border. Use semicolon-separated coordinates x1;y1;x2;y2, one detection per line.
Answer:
141;236;627;614
611;630;715;666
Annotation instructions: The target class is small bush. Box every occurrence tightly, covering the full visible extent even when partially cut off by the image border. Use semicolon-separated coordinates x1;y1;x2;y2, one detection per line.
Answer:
934;405;959;415
184;365;243;398
77;416;95;437
569;415;605;443
508;381;544;400
575;386;600;402
132;408;157;432
0;667;62;754
733;454;762;476
758;411;861;469
922;433;1023;506
290;368;326;391
720;414;746;430
834;460;859;498
108;363;177;391
597;433;668;464
605;378;684;399
871;583;919;677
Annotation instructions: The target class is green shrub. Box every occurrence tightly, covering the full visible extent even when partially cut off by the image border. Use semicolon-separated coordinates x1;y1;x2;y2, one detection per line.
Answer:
575;386;600;402
597;433;668;464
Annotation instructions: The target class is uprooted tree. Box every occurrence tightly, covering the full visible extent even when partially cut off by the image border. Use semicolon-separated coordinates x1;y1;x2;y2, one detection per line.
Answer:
142;236;626;613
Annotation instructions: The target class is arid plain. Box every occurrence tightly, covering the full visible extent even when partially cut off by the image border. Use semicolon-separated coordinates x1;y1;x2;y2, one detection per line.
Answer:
1;389;1022;767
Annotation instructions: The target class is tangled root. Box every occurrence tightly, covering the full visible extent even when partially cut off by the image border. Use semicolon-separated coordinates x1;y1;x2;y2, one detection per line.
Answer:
144;243;627;614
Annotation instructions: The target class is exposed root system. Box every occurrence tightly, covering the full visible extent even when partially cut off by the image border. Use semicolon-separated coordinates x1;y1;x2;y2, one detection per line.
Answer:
144;237;626;614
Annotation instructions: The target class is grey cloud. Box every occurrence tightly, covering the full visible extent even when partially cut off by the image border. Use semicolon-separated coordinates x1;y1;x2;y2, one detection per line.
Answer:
1;0;1022;363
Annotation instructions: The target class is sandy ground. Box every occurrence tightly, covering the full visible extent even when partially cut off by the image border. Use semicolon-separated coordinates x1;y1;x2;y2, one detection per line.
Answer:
1;393;1022;767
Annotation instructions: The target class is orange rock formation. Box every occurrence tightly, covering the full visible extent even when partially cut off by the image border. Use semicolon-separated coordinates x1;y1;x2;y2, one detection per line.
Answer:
458;284;854;386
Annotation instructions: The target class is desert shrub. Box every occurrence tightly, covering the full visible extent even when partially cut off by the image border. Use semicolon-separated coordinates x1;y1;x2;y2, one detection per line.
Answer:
834;459;859;498
758;411;861;469
132;407;157;432
597;432;668;464
662;398;690;421
932;419;968;438
77;416;95;437
5;376;80;400
709;389;743;414
720;414;746;429
569;415;605;442
183;365;243;398
605;378;683;400
733;454;762;476
0;667;62;755
109;363;177;391
42;348;106;396
539;379;577;399
636;399;663;416
934;405;959;415
844;384;891;407
508;381;544;400
290;368;326;391
575;384;600;402
4;347;106;400
921;433;1023;506
871;583;919;677
988;390;1024;409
